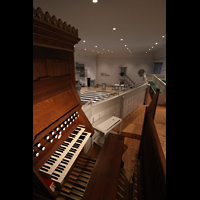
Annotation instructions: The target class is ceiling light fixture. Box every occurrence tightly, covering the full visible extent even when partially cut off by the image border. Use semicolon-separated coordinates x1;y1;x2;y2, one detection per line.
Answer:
113;28;116;30
83;40;86;42
162;36;165;38
95;46;97;48
92;0;98;3
155;43;158;45
125;45;127;47
120;39;123;41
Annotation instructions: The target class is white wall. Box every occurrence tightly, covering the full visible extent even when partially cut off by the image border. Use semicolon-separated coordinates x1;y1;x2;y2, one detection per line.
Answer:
74;53;97;86
97;55;155;85
74;52;155;86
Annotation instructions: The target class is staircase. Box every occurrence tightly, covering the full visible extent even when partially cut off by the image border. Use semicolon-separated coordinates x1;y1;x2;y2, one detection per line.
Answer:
119;73;135;87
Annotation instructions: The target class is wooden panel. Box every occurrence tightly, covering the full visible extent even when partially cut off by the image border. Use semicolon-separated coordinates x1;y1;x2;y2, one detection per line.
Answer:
82;134;124;200
33;17;80;51
54;59;70;76
33;46;75;82
33;75;80;138
33;59;47;80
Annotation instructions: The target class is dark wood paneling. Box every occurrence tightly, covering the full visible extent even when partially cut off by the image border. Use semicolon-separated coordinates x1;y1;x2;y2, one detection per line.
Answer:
136;89;166;200
82;134;124;200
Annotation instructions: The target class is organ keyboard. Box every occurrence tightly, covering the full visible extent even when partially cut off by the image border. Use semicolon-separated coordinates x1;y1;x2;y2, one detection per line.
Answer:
39;126;91;187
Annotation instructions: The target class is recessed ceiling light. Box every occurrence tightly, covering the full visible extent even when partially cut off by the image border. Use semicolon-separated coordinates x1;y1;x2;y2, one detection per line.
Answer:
83;40;86;42
162;36;165;38
108;50;110;52
152;46;154;48
97;51;99;53
149;49;151;50
120;39;123;41
84;49;86;50
155;43;158;45
125;45;127;47
146;52;148;53
113;28;116;30
92;0;98;3
95;46;97;48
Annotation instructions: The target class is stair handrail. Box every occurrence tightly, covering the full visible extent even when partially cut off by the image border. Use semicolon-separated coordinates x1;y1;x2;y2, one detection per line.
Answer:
124;74;135;85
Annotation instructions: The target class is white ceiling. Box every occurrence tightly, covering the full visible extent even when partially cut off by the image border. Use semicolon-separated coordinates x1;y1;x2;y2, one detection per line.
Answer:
33;0;166;57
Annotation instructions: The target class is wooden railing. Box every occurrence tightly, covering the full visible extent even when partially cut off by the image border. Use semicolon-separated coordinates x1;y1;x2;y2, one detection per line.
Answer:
136;88;166;200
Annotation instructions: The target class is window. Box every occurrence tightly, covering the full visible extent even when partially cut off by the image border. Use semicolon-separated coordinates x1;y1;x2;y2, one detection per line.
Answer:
154;62;163;74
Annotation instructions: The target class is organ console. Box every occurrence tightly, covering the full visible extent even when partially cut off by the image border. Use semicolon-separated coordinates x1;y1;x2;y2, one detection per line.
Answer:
33;7;94;199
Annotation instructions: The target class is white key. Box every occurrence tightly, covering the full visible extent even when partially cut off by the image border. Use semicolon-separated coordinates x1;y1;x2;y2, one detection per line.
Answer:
51;131;91;184
39;127;85;176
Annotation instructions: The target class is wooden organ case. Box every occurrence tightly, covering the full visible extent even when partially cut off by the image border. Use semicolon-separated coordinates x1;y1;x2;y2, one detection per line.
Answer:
33;7;94;199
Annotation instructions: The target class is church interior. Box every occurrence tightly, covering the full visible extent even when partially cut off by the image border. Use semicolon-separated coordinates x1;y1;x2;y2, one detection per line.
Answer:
33;1;166;199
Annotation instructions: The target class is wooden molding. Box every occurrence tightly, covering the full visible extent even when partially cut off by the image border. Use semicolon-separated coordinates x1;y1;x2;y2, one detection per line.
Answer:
33;7;79;37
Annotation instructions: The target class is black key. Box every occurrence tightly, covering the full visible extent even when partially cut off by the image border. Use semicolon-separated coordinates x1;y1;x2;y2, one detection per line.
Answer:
82;132;87;136
46;161;53;165
62;143;69;147
57;149;64;153
62;158;69;162
79;136;85;140
70;134;76;138
54;152;61;156
52;172;60;177
65;155;73;159
62;142;69;147
61;160;69;165
51;175;58;180
48;159;55;164
69;148;77;153
58;164;66;168
56;166;64;171
58;146;66;150
40;167;48;172
55;168;62;173
53;154;59;158
49;157;57;161
76;139;83;143
57;148;64;151
73;130;78;134
43;165;50;169
66;138;73;142
76;128;81;131
73;143;80;148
